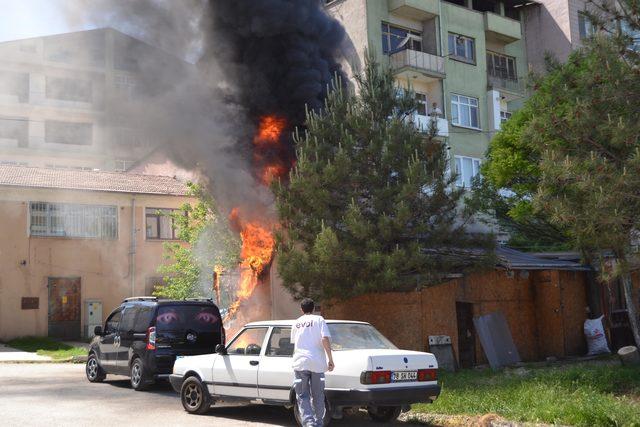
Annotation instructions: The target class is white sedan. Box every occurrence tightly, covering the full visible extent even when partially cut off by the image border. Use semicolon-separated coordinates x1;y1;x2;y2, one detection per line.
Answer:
169;320;440;425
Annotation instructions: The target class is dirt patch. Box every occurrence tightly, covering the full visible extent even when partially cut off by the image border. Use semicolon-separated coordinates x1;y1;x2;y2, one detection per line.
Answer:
401;412;562;427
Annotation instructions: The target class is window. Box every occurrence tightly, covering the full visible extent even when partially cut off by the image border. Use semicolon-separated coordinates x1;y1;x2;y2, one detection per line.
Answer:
29;202;117;239
578;12;596;39
45;121;92;145
146;208;179;240
0;116;28;147
415;93;428;116
451;94;480;129
500;111;512;124
113;74;138;99
0;70;29;102
105;310;122;335
448;33;475;64
266;327;294;357
381;22;422;54
227;327;268;355
487;51;517;81
120;306;139;334
328;323;397;351
454;156;481;187
45;77;93;103
114;159;135;172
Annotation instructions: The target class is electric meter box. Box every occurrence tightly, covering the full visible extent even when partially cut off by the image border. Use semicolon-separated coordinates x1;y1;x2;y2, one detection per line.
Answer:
84;300;103;338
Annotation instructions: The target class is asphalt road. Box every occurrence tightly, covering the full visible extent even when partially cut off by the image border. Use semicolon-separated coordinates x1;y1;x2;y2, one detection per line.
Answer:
0;363;418;427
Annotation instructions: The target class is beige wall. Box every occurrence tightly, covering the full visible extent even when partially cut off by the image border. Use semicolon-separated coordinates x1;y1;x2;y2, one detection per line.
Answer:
0;186;195;340
523;0;587;73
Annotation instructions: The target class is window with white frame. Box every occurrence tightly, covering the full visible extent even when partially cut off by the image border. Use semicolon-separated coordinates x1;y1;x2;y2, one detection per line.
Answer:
415;93;428;116
451;94;480;129
448;33;475;64
29;202;117;239
146;208;179;240
454;156;481;187
500;110;512;124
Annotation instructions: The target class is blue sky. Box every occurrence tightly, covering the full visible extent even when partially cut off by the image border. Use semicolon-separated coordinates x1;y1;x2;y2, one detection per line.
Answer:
0;0;91;43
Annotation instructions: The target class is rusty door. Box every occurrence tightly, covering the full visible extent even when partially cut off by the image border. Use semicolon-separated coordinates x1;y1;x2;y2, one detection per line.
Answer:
48;277;81;339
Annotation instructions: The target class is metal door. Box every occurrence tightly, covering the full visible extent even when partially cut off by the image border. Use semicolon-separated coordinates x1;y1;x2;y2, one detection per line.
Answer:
48;277;81;339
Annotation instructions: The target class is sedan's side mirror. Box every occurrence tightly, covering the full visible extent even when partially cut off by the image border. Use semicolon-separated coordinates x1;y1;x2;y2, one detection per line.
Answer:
94;325;103;336
215;344;227;355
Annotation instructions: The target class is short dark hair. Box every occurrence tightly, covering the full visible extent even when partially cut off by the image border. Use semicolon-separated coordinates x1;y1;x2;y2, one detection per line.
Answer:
301;298;314;314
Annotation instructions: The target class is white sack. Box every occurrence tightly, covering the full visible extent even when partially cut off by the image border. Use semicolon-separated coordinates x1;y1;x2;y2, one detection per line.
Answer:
584;315;611;356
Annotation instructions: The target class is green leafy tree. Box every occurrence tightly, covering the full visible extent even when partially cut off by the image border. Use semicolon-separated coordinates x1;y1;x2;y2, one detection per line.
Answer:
468;103;571;251
274;55;494;302
154;183;240;300
526;29;640;346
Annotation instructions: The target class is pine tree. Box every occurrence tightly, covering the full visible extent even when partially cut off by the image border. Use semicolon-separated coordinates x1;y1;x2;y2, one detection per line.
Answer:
274;55;493;302
527;32;640;346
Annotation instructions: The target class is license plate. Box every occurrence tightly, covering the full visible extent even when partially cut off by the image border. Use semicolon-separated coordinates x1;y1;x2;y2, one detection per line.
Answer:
392;371;417;382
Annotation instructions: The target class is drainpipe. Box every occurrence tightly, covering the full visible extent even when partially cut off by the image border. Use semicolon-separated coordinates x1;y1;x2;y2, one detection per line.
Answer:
130;198;136;297
437;0;452;166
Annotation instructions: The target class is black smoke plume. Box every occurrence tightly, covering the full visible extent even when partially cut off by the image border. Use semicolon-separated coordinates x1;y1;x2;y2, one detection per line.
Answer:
66;0;345;213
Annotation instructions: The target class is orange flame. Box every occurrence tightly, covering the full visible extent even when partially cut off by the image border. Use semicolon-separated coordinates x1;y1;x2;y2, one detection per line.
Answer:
224;114;288;325
253;115;289;185
253;116;286;147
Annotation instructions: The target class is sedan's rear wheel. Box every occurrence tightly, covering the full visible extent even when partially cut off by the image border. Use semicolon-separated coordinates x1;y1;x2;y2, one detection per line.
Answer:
181;376;212;415
367;405;401;423
293;398;332;426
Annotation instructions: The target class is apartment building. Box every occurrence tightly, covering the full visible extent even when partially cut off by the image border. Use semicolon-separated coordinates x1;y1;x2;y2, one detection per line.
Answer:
0;28;186;172
521;0;591;73
0;164;195;340
327;0;527;189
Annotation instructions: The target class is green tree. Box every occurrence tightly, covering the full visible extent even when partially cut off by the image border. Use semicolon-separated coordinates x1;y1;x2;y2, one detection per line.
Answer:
274;55;494;302
468;105;571;251
154;183;241;300
526;31;640;346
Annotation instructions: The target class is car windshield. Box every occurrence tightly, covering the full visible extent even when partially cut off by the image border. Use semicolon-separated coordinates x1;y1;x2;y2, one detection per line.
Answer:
155;304;221;334
328;323;397;351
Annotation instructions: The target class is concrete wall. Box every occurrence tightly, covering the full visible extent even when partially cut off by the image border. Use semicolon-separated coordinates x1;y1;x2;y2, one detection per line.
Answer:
0;186;194;340
324;268;589;365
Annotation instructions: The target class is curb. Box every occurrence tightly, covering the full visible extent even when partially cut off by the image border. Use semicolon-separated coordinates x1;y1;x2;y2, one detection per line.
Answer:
0;355;87;364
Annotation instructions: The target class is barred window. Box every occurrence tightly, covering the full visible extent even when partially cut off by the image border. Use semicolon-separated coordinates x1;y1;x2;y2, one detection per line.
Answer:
29;202;117;239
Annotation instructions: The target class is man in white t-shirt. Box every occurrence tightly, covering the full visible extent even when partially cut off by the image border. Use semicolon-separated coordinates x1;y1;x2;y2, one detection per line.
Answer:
290;298;334;427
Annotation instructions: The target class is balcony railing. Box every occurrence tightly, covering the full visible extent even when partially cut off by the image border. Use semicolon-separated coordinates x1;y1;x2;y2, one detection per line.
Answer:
408;114;449;138
390;49;446;79
487;72;524;94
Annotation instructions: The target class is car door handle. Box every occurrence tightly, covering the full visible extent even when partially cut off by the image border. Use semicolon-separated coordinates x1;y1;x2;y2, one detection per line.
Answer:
250;360;259;366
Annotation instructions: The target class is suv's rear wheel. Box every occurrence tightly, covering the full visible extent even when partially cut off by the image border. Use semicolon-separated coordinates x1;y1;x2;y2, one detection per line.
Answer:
367;406;401;423
85;353;105;382
130;357;151;391
181;376;212;415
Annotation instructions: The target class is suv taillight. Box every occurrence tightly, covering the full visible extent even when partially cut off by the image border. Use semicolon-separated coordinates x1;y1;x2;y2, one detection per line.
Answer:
360;370;391;385
418;368;438;381
146;326;156;350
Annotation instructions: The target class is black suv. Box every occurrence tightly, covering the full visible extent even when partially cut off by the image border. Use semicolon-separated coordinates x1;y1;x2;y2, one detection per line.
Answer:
86;297;224;390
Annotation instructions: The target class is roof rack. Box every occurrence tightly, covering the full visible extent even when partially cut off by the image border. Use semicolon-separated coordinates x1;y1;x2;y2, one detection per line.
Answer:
185;297;214;302
123;296;158;302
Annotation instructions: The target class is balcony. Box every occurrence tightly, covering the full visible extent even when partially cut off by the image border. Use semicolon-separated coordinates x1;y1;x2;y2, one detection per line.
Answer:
390;49;446;82
388;0;439;20
487;72;524;100
484;12;521;43
409;114;449;138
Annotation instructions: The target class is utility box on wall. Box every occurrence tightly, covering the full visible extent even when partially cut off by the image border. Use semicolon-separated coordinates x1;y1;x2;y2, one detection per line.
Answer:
84;300;102;338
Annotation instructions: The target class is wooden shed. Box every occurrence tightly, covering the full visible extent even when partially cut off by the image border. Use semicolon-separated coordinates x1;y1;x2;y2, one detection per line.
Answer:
323;247;591;367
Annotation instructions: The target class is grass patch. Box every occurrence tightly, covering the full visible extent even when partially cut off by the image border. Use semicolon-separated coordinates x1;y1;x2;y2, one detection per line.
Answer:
413;361;640;427
7;336;86;360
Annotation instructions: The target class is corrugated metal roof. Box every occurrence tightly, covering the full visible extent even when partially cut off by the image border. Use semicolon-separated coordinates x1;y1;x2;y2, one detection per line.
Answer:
0;164;190;196
496;247;589;271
